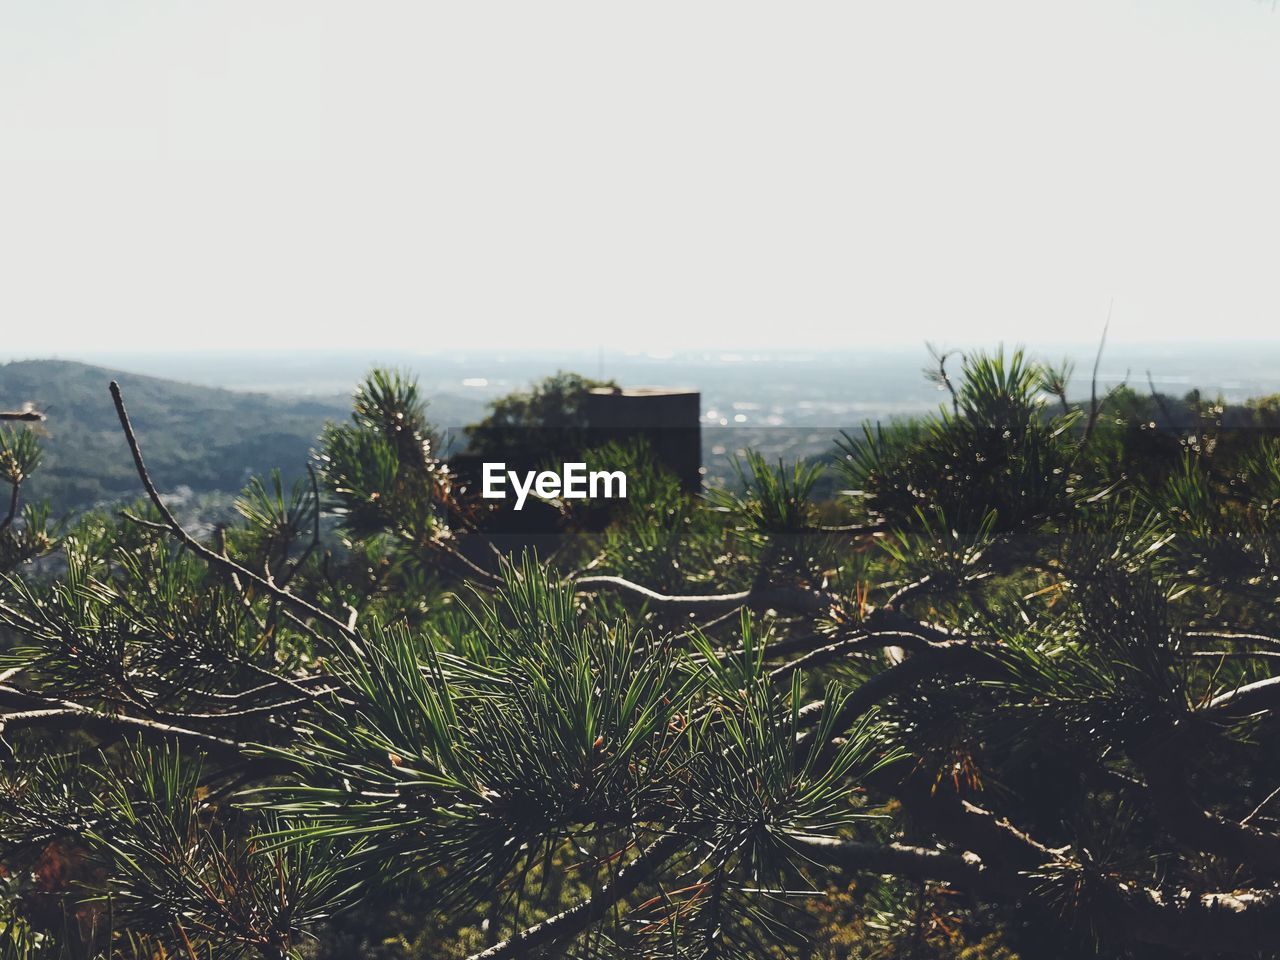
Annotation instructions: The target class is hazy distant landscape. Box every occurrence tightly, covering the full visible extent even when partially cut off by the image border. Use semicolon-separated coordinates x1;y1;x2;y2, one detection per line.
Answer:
5;343;1280;515
0;360;347;515
43;341;1280;420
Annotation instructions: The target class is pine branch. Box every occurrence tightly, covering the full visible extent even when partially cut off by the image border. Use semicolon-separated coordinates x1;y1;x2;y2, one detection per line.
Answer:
789;830;1280;955
0;685;249;758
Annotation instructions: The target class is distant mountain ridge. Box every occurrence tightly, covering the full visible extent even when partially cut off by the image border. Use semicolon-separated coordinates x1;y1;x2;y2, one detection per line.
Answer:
0;360;348;515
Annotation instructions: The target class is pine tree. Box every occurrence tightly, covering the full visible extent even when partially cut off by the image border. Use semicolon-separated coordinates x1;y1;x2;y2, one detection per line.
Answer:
3;352;1280;958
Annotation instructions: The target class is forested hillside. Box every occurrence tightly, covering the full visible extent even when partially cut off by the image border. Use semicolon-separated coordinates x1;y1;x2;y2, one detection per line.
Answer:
0;361;346;514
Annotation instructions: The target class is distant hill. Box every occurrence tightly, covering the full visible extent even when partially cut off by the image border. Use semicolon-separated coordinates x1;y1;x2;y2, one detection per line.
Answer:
0;360;348;516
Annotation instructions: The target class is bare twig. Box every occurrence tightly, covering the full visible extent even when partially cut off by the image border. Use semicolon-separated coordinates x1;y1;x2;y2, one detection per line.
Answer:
924;343;960;416
800;521;886;536
1204;675;1280;716
786;834;1005;893
109;381;363;654
574;575;835;617
0;686;248;757
1244;786;1280;827
1187;629;1280;651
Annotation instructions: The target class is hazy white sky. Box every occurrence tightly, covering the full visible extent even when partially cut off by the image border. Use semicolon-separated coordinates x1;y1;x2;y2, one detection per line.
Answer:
2;1;1278;354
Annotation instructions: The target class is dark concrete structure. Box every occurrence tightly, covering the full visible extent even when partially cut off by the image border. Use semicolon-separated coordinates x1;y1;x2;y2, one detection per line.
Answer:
584;387;702;492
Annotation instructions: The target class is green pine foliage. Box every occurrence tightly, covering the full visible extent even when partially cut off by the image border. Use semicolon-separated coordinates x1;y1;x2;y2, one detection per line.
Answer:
3;353;1280;958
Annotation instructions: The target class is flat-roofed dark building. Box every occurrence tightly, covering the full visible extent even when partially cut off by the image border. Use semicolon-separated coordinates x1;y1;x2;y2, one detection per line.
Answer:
585;387;702;492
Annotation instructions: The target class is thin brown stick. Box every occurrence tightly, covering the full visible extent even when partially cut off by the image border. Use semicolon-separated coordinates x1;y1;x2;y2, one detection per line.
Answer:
574;575;834;617
0;688;248;757
109;381;363;654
